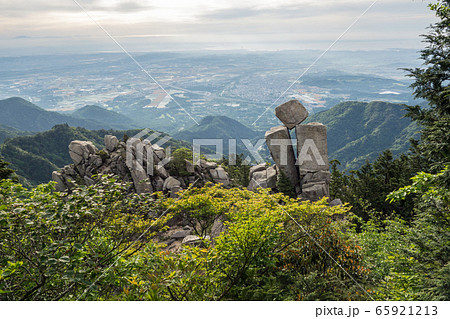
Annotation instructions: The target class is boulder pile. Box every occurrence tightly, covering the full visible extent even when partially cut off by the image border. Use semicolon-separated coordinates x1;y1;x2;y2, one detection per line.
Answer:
52;134;230;197
249;100;330;201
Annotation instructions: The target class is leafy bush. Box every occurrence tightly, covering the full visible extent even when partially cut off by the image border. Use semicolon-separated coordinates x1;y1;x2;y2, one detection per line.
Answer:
221;154;251;187
167;147;193;177
0;176;170;300
114;186;370;301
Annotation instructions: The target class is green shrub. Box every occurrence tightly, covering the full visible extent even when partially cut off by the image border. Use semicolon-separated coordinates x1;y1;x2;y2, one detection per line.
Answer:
0;176;170;300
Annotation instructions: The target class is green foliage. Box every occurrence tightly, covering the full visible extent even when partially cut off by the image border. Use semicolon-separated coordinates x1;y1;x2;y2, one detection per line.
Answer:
356;219;423;300
328;3;450;301
330;150;418;222
0;176;171;300
0;156;15;180
276;169;296;198
167;147;193;177
221;154;251;187
0;124;30;144
404;1;450;171
306;101;420;170
388;167;450;300
114;186;369;301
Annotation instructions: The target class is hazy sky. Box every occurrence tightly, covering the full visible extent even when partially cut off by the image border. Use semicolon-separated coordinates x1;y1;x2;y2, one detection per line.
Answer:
0;0;437;55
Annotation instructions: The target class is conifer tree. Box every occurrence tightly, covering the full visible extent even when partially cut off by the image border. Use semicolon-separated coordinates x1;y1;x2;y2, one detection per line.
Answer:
405;0;450;171
276;169;296;198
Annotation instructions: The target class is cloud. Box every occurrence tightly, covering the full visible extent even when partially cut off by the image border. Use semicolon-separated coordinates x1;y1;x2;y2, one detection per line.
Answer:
0;0;153;16
0;0;437;53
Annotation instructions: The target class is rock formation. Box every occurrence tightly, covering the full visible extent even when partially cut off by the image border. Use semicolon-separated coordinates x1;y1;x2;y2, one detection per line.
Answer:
265;126;299;187
275;100;309;130
52;134;230;197
250;99;331;201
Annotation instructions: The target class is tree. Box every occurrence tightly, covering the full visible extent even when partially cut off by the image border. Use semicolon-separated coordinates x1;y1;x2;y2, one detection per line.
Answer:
388;166;450;300
221;154;250;188
0;156;14;180
0;176;170;300
330;151;417;222
405;0;450;171
276;169;296;198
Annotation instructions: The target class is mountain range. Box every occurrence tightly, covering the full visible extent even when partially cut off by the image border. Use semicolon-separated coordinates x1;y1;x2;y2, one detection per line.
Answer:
0;97;421;184
174;115;264;157
0;97;137;132
306;101;420;169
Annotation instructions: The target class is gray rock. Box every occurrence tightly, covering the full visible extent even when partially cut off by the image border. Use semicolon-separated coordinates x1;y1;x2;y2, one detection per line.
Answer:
130;161;153;194
301;182;329;201
185;159;195;173
151;144;166;161
209;168;219;179
182;235;210;246
247;165;277;191
275;100;309;130
249;163;267;177
265;125;299;186
210;217;226;242
89;154;103;168
62;165;76;176
182;235;201;245
69;141;98;165
69;151;83;166
204;161;217;169
163;176;181;190
166;240;182;253
104;135;119;152
216;167;228;180
156;165;169;178
188;176;196;184
329;199;343;207
301;170;331;185
83;176;95;186
171;230;192;239
52;171;67;192
154;176;165;191
296;123;329;171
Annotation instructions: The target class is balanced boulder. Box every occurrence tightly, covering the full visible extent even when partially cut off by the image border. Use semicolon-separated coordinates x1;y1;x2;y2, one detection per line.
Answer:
275;100;309;130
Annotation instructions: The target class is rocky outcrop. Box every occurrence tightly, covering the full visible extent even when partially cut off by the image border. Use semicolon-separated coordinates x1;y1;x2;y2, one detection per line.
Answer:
104;135;119;152
253;99;331;202
265;125;299;187
52;134;230;197
296;122;330;201
248;165;277;191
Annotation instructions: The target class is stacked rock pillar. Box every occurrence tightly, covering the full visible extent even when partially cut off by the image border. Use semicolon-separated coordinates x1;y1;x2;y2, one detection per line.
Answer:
296;123;330;201
263;99;331;201
265;125;299;187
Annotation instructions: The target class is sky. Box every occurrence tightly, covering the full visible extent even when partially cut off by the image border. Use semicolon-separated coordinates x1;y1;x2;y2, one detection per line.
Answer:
0;0;438;55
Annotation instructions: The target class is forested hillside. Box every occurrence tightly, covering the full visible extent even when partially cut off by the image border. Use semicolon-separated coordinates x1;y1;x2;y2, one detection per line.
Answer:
0;124;30;143
307;101;420;170
71;105;137;129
